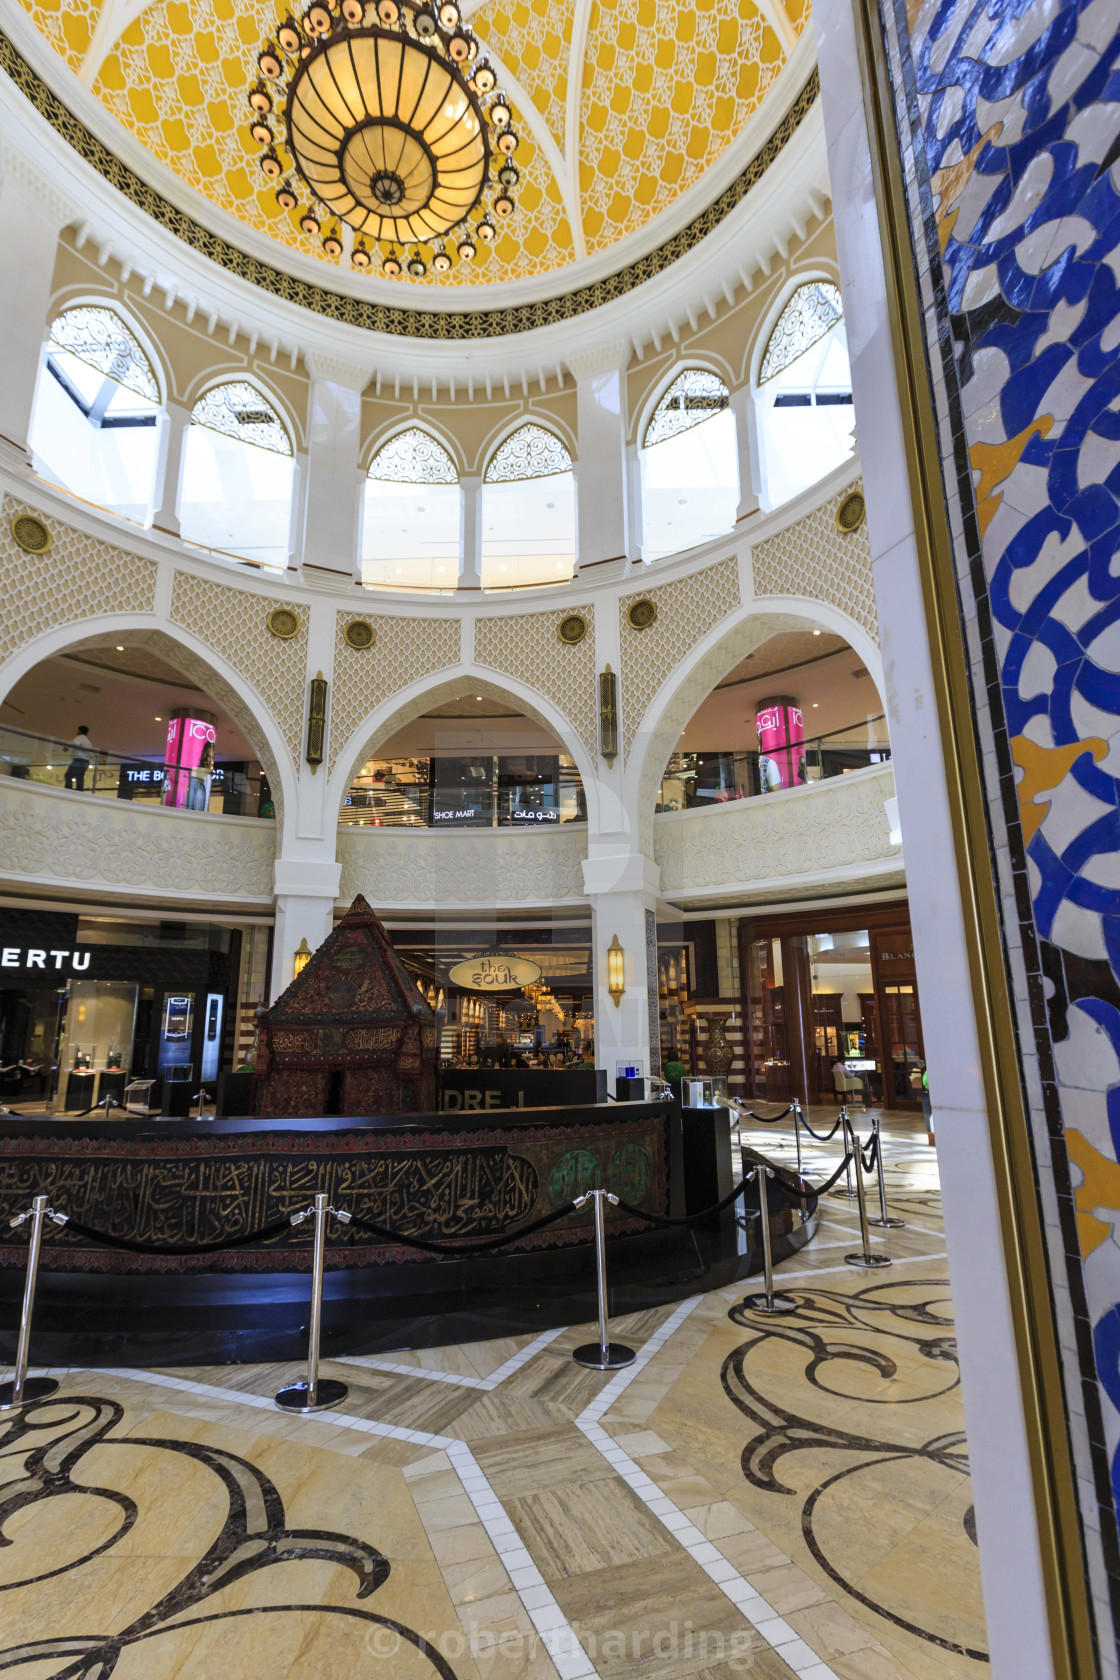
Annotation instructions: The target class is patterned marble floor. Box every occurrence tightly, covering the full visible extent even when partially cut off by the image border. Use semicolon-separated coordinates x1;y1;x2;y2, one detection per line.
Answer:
1;1111;983;1680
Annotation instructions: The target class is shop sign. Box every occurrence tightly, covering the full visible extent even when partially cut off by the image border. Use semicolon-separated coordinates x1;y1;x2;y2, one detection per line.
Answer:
510;808;558;824
0;946;90;974
447;953;542;990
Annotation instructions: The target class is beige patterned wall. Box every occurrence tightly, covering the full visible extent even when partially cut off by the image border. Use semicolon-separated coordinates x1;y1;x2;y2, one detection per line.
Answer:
475;604;598;759
0;497;157;667
328;611;461;778
618;557;740;759
752;481;878;645
169;572;309;766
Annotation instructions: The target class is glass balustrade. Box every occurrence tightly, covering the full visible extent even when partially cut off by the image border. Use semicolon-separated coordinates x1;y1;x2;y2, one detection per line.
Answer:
656;718;892;813
0;725;265;817
340;753;588;828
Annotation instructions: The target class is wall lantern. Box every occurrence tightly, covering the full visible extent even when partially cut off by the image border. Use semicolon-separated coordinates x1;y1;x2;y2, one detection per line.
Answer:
293;938;312;977
607;934;625;1007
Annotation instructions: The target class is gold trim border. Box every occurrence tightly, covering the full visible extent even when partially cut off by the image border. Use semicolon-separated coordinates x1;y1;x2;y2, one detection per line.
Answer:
853;3;1097;1677
0;28;818;340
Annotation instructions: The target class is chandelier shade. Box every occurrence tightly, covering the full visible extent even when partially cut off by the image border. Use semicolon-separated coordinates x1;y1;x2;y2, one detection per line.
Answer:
286;30;488;245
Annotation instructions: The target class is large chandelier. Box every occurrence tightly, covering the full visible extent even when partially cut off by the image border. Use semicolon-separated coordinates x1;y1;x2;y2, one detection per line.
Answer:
247;0;522;277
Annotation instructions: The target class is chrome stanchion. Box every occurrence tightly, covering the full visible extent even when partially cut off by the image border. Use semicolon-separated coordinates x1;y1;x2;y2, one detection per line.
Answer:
791;1098;804;1177
831;1108;858;1198
572;1188;635;1369
867;1116;905;1229
276;1192;352;1412
845;1130;892;1270
740;1164;798;1313
1;1194;68;1410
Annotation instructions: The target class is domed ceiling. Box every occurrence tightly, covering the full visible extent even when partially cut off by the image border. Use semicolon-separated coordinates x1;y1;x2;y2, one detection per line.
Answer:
10;0;811;292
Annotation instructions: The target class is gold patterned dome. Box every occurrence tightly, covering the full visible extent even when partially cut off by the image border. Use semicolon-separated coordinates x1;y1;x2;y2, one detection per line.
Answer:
9;0;813;293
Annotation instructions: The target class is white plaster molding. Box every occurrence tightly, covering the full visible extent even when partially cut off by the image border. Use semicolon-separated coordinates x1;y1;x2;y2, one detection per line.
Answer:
337;824;589;909
304;352;378;391
0;141;78;226
0;778;276;900
565;341;633;380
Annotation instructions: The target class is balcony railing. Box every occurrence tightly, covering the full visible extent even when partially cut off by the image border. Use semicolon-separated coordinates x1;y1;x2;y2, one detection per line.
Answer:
340;754;588;828
657;721;892;812
0;725;266;818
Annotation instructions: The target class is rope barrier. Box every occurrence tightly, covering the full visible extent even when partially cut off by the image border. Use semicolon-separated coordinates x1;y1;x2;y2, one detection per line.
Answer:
56;1215;292;1256
343;1199;578;1256
795;1113;844;1142
735;1105;794;1123
613;1150;853;1227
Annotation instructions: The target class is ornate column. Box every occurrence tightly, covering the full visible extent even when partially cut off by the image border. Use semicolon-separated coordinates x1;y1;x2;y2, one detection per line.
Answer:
0;149;76;465
151;400;192;535
567;341;631;572
459;473;483;590
299;353;375;583
583;846;661;1082
271;856;341;998
728;383;763;522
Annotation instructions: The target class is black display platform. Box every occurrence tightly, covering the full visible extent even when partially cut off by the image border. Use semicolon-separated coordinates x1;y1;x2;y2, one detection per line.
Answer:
0;1100;818;1365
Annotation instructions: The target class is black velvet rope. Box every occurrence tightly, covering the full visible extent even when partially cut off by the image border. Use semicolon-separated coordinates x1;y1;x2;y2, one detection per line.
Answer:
735;1105;794;1123
795;1113;844;1142
344;1199;579;1256
613;1150;853;1227
55;1216;292;1256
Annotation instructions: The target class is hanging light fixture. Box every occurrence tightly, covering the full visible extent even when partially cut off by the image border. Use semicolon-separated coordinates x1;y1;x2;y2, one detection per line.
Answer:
293;938;313;977
607;935;625;1007
245;0;524;278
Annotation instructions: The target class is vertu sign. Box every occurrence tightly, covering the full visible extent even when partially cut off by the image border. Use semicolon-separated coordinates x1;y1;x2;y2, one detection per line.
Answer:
1;947;90;975
446;954;542;990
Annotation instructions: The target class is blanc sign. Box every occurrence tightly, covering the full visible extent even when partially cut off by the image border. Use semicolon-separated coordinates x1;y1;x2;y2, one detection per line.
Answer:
447;954;542;991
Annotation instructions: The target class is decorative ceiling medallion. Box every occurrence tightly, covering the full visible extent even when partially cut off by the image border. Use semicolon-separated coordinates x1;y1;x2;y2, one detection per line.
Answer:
268;606;302;639
557;612;588;646
0;30;817;338
627;599;658;631
9;513;51;554
344;618;376;648
837;489;866;533
249;0;520;277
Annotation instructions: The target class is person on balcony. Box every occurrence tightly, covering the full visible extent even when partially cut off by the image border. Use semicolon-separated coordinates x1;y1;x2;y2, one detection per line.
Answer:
64;725;95;791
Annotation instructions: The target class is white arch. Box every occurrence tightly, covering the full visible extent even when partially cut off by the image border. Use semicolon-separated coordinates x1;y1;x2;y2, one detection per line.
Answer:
481;418;576;480
634;357;736;451
0;614;301;849
625;598;885;850
44;295;169;407
326;667;602;834
363;420;464;479
183;370;300;455
747;265;845;391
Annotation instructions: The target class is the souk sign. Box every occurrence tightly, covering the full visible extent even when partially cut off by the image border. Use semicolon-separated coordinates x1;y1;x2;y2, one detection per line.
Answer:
447;953;542;991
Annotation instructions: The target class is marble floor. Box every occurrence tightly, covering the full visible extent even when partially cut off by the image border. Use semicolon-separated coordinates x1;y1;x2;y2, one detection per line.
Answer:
1;1110;984;1680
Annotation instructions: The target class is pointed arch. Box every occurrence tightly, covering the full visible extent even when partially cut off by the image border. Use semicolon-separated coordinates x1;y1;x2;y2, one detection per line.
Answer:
642;367;730;449
46;302;164;405
366;426;460;483
484;422;573;482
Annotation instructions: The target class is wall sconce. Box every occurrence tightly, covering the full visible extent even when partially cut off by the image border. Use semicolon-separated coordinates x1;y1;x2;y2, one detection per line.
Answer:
599;665;618;765
607;934;625;1007
305;670;327;772
293;938;312;977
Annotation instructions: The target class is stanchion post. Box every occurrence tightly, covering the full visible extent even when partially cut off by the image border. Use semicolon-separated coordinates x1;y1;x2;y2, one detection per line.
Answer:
739;1164;798;1314
867;1116;905;1229
1;1194;68;1410
846;1129;892;1270
792;1099;804;1177
276;1193;352;1411
572;1189;635;1369
831;1108;858;1199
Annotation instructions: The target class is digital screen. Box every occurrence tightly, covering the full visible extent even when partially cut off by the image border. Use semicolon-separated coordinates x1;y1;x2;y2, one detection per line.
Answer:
163;714;217;809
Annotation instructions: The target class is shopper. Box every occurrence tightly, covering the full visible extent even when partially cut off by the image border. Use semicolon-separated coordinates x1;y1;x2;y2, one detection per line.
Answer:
64;725;95;791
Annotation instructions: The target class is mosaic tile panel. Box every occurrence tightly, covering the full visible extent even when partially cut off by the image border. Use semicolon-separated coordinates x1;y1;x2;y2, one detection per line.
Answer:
475;604;597;759
169;571;308;767
0;497;157;666
328;611;461;779
751;479;877;645
619;557;740;759
878;0;1120;1652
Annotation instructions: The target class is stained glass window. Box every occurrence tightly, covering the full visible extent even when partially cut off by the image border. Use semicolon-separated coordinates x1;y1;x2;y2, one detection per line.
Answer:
190;381;292;456
759;283;844;385
484;424;572;483
644;370;730;448
48;307;159;404
369;428;458;484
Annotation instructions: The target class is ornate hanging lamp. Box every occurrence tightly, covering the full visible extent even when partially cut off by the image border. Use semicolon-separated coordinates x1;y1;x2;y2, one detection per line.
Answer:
247;0;521;277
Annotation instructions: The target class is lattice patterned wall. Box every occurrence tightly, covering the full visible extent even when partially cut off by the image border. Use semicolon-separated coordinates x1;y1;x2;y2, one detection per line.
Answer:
328;611;461;777
618;557;740;759
170;572;309;766
752;481;878;644
0;497;157;667
475;604;597;759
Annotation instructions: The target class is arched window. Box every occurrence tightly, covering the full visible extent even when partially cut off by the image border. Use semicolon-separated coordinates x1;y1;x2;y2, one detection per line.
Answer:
30;306;162;523
641;369;738;560
179;381;294;568
482;424;575;589
758;282;854;508
362;428;460;590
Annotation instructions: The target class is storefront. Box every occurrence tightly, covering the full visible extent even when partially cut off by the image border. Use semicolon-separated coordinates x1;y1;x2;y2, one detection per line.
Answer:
737;902;926;1109
0;909;241;1113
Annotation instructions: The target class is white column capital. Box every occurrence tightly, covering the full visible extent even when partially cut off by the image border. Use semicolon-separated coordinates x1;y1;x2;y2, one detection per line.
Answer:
0;146;79;229
565;340;632;381
273;857;342;899
305;352;377;392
